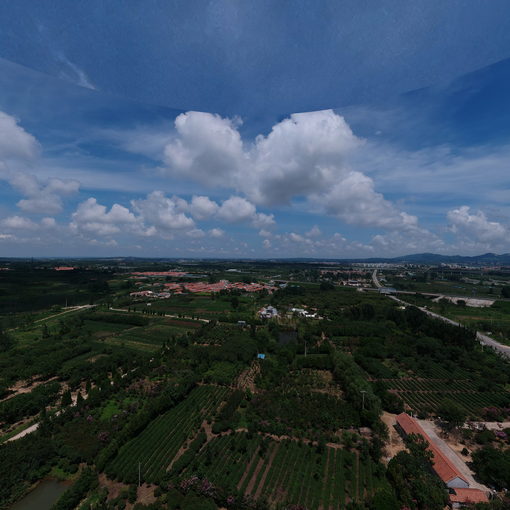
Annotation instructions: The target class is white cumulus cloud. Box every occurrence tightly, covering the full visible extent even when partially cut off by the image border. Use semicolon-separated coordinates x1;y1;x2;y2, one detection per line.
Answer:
71;198;137;236
447;206;508;244
143;109;418;233
0;112;39;161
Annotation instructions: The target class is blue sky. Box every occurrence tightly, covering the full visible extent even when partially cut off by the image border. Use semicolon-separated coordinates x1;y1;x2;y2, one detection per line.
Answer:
0;2;509;258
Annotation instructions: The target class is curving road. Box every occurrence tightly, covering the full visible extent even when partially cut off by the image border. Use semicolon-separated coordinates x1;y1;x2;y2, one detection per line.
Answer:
372;269;382;288
387;294;510;359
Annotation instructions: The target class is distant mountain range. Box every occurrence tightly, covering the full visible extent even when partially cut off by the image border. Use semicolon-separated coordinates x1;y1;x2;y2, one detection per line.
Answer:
2;253;510;265
331;252;510;265
264;253;510;265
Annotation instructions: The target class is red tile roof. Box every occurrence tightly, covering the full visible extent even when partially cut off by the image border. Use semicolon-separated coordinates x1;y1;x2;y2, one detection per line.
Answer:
163;280;276;294
449;488;489;504
396;413;468;486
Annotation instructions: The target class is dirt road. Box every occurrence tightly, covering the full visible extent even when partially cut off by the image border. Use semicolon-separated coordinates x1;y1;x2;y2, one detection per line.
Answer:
6;422;40;442
34;304;96;323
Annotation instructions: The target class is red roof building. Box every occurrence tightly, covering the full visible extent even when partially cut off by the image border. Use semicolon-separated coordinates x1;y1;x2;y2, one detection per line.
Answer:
396;413;469;489
449;488;489;507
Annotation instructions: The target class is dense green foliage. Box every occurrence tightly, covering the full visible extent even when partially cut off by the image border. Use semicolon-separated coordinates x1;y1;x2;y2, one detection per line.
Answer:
387;435;448;509
0;381;60;423
471;446;510;490
0;433;55;508
1;261;510;509
106;386;228;483
51;468;98;510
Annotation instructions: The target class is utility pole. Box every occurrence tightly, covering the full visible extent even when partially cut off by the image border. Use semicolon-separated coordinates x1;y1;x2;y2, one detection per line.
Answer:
361;390;367;411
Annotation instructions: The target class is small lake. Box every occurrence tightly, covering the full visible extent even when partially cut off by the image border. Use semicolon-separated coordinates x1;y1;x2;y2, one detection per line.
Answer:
10;479;69;510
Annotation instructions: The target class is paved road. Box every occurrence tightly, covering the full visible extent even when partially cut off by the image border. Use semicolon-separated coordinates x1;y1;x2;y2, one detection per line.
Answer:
372;269;382;288
5;388;86;443
34;304;96;323
108;307;210;323
388;295;510;359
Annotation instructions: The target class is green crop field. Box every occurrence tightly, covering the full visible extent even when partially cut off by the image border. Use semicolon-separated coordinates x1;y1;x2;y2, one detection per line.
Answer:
179;433;382;509
117;324;191;345
379;378;510;417
107;385;229;483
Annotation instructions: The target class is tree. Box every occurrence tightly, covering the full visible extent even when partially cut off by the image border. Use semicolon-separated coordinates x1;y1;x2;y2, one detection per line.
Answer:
369;488;399;510
471;446;510;490
61;389;73;407
41;323;50;339
0;329;13;351
502;286;510;299
320;281;335;291
437;398;467;429
387;435;448;509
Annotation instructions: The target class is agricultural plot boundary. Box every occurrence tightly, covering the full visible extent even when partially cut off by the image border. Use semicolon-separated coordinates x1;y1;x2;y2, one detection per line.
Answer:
378;378;510;416
107;385;229;483
180;432;380;510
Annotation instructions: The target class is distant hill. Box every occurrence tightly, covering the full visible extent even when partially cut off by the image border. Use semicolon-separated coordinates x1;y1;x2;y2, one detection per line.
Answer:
2;253;510;265
335;252;510;265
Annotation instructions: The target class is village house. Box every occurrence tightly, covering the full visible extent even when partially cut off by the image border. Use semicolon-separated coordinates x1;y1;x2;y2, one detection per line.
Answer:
258;306;278;319
396;413;489;507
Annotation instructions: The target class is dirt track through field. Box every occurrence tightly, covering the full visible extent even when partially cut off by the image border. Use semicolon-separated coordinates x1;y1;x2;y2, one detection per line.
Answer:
237;446;261;490
245;456;265;496
253;443;279;499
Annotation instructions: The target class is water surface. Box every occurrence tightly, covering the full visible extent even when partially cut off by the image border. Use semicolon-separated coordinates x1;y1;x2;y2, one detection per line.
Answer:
10;479;69;510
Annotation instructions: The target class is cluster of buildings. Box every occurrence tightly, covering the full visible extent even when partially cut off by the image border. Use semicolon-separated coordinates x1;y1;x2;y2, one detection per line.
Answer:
54;266;76;271
396;413;489;507
129;290;172;299
257;305;320;320
130;270;190;278
164;280;276;294
130;279;277;299
319;269;372;288
289;307;318;318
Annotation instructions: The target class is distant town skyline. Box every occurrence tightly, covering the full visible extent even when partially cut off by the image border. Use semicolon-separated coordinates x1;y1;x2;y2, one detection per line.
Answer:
1;2;510;258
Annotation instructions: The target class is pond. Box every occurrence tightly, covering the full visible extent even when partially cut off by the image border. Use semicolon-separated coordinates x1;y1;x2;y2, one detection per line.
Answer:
10;479;69;510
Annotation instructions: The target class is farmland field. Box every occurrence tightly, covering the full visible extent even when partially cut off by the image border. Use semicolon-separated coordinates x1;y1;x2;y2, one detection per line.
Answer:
107;385;229;483
180;433;383;509
134;294;260;320
379;378;510;417
117;324;192;345
4;260;510;509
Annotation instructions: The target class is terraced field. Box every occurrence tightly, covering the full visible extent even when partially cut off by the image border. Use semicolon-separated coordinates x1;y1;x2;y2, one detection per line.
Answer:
107;385;229;483
380;378;510;416
180;433;381;509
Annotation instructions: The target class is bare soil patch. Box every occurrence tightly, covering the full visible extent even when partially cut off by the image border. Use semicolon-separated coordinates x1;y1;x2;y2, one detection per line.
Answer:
381;411;406;462
236;360;260;393
98;473;129;501
1;376;58;403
